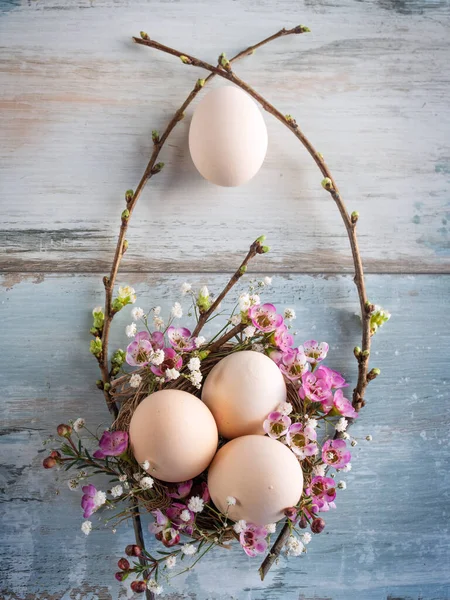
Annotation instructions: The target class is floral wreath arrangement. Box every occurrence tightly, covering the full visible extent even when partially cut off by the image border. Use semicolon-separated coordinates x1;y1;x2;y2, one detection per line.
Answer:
42;25;391;598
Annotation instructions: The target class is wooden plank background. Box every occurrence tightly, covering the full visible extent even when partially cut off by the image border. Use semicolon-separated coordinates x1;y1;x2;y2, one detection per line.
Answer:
0;1;449;599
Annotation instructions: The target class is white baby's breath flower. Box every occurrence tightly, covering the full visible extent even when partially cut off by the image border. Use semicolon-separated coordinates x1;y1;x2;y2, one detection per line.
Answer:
243;325;256;339
92;306;103;315
266;523;276;533
233;519;247;534
239;293;251;311
68;478;79;491
153;306;161;315
301;532;312;545
366;434;373;441
81;520;92;535
194;336;206;348
230;314;241;326
188;357;201;372
181;282;192;295
264;276;272;286
180;509;192;522
125;323;137;338
284;307;296;320
93;490;106;508
150;349;165;366
73;418;85;432
165;368;180;381
351;439;358;447
188;496;204;513
131;307;144;320
166;555;177;569
140;476;154;490
129;373;142;388
313;463;326;477
335;417;348;432
337;480;347;490
141;460;150;471
77;470;87;479
342;463;352;472
342;432;350;440
306;417;318;429
285;535;304;556
119;474;127;482
110;485;123;498
181;543;197;556
277;402;293;416
153;316;164;330
147;580;163;595
190;370;203;388
226;496;236;506
252;343;264;352
171;302;183;319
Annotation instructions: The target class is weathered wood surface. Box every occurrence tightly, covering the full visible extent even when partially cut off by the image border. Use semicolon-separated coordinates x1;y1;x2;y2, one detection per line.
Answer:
1;0;450;599
1;274;449;600
1;0;450;274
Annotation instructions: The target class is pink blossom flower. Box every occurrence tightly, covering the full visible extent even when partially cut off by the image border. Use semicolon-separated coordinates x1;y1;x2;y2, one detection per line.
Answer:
167;480;193;499
239;523;268;557
166;502;195;535
167;326;196;352
316;365;347;389
263;411;291;439
286;422;318;459
81;484;97;518
331;389;358;419
158;527;180;547
149;331;165;350
273;325;294;352
279;348;309;381
126;331;154;366
248;303;283;333
322;439;351;469
149;509;169;534
305;476;337;513
267;348;283;365
299;370;333;406
151;347;183;377
299;340;329;364
93;430;128;459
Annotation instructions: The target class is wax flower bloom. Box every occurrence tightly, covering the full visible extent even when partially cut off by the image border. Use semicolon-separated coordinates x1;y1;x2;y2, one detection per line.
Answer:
306;476;337;513
167;326;196;352
248;303;283;333
81;484;106;518
93;430;128;459
286;422;318;459
126;331;154;366
322;439;351;469
279;348;309;381
239;523;269;557
299;369;332;405
273;325;294;352
328;389;358;419
263;411;291;439
299;340;329;364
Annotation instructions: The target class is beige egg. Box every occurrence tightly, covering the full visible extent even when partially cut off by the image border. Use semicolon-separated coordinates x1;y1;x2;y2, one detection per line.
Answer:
189;86;268;187
208;435;303;525
201;350;286;439
129;389;218;483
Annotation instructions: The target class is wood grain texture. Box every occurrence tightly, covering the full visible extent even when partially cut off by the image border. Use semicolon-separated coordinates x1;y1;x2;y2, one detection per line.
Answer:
0;273;449;599
1;0;450;273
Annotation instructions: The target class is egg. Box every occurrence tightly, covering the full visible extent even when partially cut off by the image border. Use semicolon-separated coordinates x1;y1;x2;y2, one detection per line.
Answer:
129;389;218;483
201;350;286;439
189;86;268;187
208;435;303;525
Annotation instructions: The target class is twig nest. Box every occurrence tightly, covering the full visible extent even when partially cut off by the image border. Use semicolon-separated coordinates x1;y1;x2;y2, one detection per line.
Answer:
129;390;218;482
189;86;268;187
201;350;286;439
208;435;303;526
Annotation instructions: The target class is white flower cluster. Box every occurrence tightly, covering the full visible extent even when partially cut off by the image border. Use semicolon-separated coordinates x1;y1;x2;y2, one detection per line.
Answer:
165;368;180;381
81;520;92;536
171;302;183;319
152;306;164;329
266;523;276;533
73;418;85;432
126;323;137;338
131;306;144;320
188;496;204;513
110;485;123;498
147;579;164;595
181;543;197;556
129;373;142;388
284;307;296;321
285;535;304;556
181;282;192;295
186;356;203;389
233;519;247;534
93;490;106;509
140;476;154;490
335;417;348;432
238;293;260;312
277;402;293;416
226;496;236;506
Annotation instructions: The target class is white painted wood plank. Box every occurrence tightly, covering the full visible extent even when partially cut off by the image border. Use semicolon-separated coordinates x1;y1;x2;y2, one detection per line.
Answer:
1;0;450;273
0;272;449;599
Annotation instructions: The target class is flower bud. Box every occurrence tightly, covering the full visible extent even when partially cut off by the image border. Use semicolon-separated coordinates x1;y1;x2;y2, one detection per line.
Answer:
351;210;359;224
118;558;130;571
151;162;164;175
353;346;361;358
196;78;205;89
121;209;130;221
57;424;72;438
152;130;160;144
180;55;191;64
299;515;308;529
125;544;142;557
140;31;149;40
131;580;147;593
311;518;325;534
284;507;298;522
255;235;266;243
96;379;104;390
115;571;127;582
43;456;57;469
49;450;61;459
321;177;333;190
125;189;134;201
